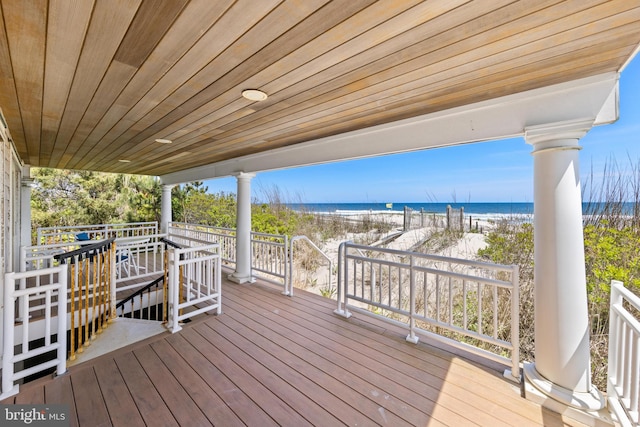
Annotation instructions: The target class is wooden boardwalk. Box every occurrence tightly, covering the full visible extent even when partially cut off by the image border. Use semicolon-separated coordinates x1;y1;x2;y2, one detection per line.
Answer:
2;278;588;426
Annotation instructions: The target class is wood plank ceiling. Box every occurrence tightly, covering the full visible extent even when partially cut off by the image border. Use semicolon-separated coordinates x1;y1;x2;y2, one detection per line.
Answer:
0;0;639;177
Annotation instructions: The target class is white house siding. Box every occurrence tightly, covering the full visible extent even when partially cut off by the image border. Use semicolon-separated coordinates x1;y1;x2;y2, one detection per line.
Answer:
0;110;24;359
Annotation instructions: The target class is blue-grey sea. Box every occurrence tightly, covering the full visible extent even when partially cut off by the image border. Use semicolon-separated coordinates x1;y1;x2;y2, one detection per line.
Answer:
287;202;635;219
289;202;533;215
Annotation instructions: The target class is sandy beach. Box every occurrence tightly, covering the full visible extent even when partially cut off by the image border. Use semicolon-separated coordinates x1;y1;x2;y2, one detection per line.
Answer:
292;211;495;293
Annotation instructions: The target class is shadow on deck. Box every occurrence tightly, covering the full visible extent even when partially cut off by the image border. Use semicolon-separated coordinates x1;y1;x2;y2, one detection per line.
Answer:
1;276;588;426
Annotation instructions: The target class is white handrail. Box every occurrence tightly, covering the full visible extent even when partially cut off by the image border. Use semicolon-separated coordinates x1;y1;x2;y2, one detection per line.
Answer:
22;234;170;298
169;222;289;290
608;280;640;427
289;235;333;297
36;221;158;245
167;243;221;333
251;232;288;289
1;266;67;399
335;241;520;383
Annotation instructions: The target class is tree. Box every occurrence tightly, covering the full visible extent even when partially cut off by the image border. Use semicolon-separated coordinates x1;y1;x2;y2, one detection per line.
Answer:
32;168;167;228
32;168;119;228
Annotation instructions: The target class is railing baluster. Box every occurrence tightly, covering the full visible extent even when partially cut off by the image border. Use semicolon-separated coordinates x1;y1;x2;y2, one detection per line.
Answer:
423;271;427;318
448;276;453;325
164;250;169;322
463;279;467;330
630;332;639;415
70;263;76;361
493;284;498;339
21;288;29;349
477;282;482;336
44;290;51;346
91;250;98;339
83;256;90;348
406;256;418;343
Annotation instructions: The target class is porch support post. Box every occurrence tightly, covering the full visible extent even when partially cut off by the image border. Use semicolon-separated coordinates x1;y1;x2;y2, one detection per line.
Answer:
160;184;174;234
229;172;255;284
523;120;605;411
20;166;34;247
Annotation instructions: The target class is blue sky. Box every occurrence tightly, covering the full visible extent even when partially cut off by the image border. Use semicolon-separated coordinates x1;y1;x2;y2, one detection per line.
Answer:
205;55;640;203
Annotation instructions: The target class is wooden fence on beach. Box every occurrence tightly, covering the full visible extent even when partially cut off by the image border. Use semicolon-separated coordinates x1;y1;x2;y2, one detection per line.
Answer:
403;205;485;233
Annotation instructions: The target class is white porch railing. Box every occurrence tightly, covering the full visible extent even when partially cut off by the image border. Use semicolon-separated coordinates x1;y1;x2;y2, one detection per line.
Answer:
251;231;288;290
2;228;225;395
168;222;289;290
335;242;520;382
21;241;87;271
608;280;640;427
114;234;168;292
166;241;222;333
169;223;236;264
1;266;67;399
23;234;169;298
36;221;158;245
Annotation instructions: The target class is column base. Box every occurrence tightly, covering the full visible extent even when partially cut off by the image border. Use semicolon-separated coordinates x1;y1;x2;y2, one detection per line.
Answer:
227;272;255;284
523;363;612;426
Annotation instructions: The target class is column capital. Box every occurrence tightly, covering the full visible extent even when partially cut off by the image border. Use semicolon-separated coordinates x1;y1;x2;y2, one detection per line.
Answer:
161;183;175;190
233;171;256;181
21;177;35;188
525;119;593;149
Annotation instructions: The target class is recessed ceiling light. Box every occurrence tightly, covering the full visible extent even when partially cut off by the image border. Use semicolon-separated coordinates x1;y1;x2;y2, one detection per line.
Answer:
155;138;172;144
242;89;268;101
118;159;131;163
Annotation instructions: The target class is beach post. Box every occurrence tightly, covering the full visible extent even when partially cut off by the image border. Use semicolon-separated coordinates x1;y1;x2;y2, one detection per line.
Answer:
446;205;451;230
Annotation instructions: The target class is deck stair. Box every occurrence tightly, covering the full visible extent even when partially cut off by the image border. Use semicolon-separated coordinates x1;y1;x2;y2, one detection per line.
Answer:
67;317;166;367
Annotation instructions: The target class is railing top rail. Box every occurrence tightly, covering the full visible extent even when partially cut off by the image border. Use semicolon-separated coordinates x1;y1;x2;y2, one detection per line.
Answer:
169;223;288;242
54;237;115;263
342;241;516;271
116;233;167;244
170;222;235;232
38;221;157;231
161;237;185;250
23;241;90;251
611;280;640;312
251;231;287;240
174;243;220;253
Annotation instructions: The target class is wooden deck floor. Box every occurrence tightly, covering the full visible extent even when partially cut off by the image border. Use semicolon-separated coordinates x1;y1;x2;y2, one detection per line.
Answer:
2;277;589;426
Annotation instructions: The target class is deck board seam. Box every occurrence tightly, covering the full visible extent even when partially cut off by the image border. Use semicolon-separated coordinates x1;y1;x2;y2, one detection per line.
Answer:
211;305;430;426
220;282;552;422
220;285;483;426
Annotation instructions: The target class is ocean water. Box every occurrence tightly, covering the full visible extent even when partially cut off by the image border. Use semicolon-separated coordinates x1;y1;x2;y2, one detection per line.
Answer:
287;202;636;220
288;202;534;216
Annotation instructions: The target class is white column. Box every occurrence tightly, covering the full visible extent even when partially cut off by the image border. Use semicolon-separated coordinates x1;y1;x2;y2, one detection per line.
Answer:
229;172;255;284
160;184;174;234
523;120;604;411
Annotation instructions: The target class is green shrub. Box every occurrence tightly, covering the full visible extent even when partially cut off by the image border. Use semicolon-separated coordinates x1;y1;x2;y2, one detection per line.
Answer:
478;220;535;363
478;217;640;390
